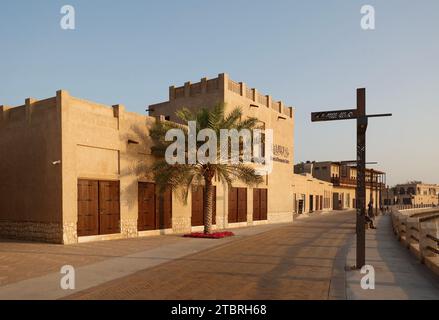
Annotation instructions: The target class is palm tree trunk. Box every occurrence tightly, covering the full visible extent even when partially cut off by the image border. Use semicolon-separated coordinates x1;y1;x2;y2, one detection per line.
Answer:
203;172;214;234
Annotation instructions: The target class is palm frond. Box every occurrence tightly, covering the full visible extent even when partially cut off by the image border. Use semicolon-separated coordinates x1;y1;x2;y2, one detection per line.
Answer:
175;108;195;123
149;103;264;207
236;117;260;131
208;103;225;131
221;107;243;129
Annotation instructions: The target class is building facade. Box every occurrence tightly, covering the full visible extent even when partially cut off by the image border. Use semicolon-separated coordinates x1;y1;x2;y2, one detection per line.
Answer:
292;173;333;214
294;161;386;213
149;73;296;225
0;74;297;244
385;182;439;206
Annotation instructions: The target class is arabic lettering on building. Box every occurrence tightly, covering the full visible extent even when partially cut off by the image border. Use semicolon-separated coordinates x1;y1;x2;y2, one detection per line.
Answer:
273;144;290;158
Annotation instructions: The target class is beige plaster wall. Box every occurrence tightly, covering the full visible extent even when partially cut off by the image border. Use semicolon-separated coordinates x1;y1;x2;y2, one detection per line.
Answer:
0;97;63;242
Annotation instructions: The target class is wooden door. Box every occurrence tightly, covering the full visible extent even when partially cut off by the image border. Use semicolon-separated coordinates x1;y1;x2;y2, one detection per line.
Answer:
260;189;268;220
191;186;217;227
99;181;120;235
253;188;268;221
138;182;156;231
228;187;238;223
334;193;338;210
237;188;247;222
156;186;172;229
191;186;204;227
77;180;99;237
253;189;261;221
340;193;344;209
229;187;247;223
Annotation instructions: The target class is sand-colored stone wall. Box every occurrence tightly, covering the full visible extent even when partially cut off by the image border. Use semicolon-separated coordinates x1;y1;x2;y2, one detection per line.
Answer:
0;96;63;242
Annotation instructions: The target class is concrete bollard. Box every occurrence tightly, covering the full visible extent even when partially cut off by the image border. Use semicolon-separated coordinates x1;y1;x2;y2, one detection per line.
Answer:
399;215;408;243
396;214;408;241
406;217;420;248
399;215;407;231
394;212;405;235
391;212;399;233
419;222;439;259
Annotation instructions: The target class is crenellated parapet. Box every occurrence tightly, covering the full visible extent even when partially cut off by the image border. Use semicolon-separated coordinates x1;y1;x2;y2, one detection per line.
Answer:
167;73;293;118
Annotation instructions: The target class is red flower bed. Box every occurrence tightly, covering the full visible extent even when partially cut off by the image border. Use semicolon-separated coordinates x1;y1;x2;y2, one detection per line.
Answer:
183;231;235;239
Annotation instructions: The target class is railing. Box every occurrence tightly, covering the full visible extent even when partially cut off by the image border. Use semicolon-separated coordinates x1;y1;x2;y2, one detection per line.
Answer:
410;228;420;242
427;234;439;254
391;207;439;274
394;204;437;210
331;177;385;188
400;222;406;234
331;177;354;186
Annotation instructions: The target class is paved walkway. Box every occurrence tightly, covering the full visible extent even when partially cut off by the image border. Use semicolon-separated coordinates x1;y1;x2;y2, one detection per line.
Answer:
65;212;355;300
1;211;438;300
346;214;439;300
0;222;284;299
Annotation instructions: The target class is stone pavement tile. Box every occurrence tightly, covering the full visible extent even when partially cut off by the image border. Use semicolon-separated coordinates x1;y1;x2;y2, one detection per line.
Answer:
347;269;438;289
0;235;183;286
346;214;439;300
347;283;438;300
0;221;297;300
425;257;439;276
65;212;355;300
0;221;292;288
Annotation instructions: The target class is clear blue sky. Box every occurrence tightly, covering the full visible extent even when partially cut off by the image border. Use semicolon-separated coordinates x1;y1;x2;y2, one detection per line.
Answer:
1;0;438;186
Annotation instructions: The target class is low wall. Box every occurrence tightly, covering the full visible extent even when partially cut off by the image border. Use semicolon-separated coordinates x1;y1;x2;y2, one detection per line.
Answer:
391;206;439;275
0;221;63;243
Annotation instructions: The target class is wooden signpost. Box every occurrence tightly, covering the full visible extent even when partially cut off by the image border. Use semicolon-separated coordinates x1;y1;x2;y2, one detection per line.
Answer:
311;88;392;268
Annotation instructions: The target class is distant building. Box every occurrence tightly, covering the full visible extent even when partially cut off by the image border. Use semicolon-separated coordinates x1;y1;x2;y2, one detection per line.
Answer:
294;161;386;212
385;182;439;206
292;173;333;214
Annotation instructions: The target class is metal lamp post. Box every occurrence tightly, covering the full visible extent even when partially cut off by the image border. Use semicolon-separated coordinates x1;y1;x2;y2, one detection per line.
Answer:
311;88;392;268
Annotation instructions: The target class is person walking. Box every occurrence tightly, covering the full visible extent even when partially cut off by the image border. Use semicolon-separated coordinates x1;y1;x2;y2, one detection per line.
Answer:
366;200;377;229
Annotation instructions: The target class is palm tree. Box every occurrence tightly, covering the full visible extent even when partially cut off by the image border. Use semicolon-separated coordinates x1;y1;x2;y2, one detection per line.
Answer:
149;103;264;234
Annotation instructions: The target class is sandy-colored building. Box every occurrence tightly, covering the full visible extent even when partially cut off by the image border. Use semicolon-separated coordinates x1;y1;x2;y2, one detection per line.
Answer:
0;91;160;244
0;73;297;244
386;182;439;206
292;173;333;214
149;73;296;225
295;161;385;212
